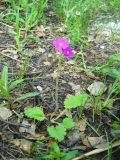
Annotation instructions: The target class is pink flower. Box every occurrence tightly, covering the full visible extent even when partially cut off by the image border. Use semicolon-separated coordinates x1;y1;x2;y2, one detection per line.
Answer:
63;46;74;59
52;37;69;52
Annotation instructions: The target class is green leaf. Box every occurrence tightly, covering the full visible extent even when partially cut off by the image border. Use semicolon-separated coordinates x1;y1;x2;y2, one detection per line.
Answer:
109;54;120;63
9;79;24;90
0;66;9;97
15;92;39;101
111;121;120;129
102;68;120;79
64;93;89;109
62;118;75;129
51;142;60;154
112;130;120;134
62;150;78;160
47;124;66;142
24;106;45;121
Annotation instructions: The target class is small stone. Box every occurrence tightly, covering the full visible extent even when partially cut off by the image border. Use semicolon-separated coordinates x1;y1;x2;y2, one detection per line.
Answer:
87;81;107;96
36;86;43;92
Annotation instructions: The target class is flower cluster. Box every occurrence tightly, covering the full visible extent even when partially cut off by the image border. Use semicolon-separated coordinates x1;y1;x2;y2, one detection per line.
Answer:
52;37;73;59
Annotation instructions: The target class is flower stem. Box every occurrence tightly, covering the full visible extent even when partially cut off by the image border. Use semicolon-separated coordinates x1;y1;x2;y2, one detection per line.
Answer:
80;49;86;69
55;56;61;111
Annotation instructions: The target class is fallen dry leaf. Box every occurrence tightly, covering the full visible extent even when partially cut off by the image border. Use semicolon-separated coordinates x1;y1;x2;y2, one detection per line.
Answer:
76;119;87;132
19;120;36;136
64;109;72;118
11;139;33;154
67;130;81;147
88;136;106;149
26;133;45;141
82;138;91;148
0;107;12;120
34;25;45;37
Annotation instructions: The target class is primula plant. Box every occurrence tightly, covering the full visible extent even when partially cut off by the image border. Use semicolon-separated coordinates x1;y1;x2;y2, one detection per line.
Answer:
52;37;74;111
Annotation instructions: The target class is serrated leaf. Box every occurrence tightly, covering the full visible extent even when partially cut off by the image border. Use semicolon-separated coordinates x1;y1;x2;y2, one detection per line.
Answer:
47;124;66;142
24;106;45;121
15;92;39;101
62;118;75;129
64;93;89;109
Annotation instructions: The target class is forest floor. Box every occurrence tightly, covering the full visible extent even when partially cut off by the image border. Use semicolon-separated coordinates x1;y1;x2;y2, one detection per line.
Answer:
0;2;120;160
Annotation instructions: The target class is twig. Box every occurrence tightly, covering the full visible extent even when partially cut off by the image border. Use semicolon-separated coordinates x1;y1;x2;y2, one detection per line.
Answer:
52;109;66;121
0;118;30;128
72;140;120;160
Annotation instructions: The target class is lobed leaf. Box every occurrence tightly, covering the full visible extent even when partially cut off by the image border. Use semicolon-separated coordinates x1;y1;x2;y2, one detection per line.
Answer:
24;106;45;121
62;117;75;129
64;93;89;109
47;124;66;142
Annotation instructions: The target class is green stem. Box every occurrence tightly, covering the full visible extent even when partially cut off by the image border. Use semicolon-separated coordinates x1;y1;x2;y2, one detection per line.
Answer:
55;56;61;111
80;51;86;69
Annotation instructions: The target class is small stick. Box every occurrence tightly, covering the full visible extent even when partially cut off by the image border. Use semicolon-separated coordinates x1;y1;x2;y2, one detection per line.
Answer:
52;109;66;121
72;140;120;160
0;118;30;128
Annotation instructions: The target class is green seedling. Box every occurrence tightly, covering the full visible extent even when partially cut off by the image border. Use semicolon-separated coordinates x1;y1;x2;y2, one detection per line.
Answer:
4;0;48;53
108;111;120;136
43;141;78;160
47;117;74;142
0;66;39;105
8;8;23;52
93;54;120;110
33;141;78;160
0;66;23;98
15;8;21;52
